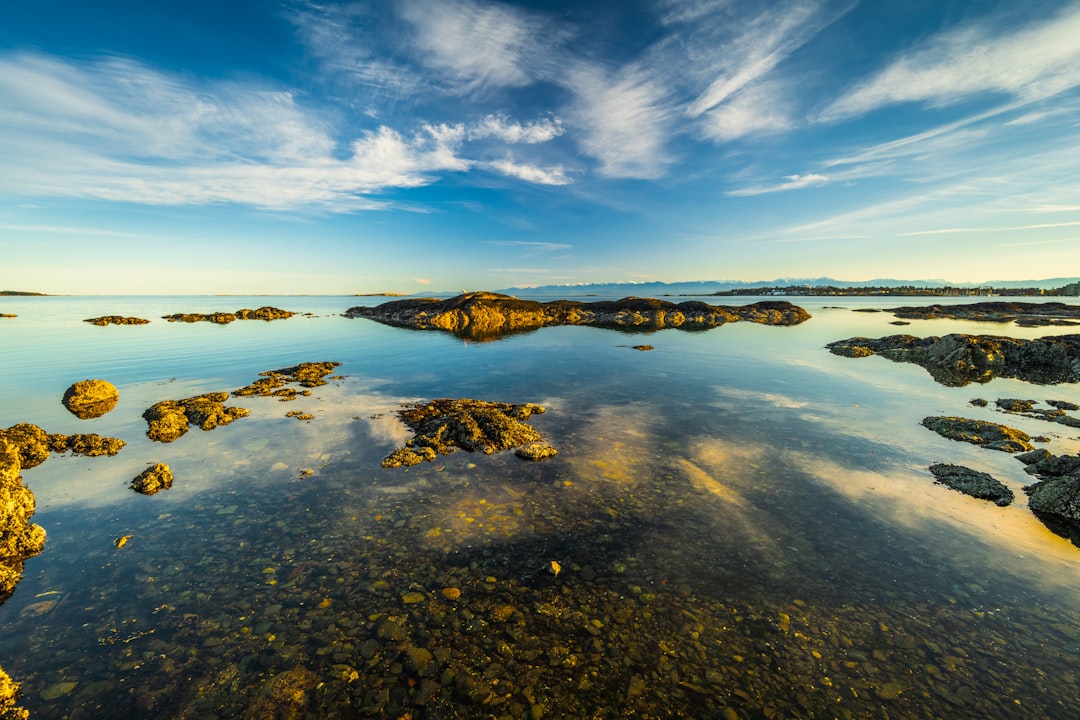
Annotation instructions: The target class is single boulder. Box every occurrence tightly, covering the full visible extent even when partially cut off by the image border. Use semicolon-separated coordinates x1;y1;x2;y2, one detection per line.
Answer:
131;464;173;495
921;417;1034;453
62;379;119;419
928;463;1014;506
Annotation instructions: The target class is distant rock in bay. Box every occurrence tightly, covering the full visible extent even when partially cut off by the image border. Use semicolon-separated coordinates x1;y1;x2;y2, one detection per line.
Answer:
84;316;150;326
885;301;1080;326
162;306;294;324
826;333;1080;386
928;463;1014;506
345;292;810;341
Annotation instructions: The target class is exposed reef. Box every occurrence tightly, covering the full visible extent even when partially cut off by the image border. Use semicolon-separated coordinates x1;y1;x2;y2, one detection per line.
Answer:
0;423;125;466
991;398;1080;428
131;463;173;495
62;379;119;419
921;416;1034;453
162;307;294;324
886;301;1080;327
928;463;1014;506
234;362;342;402
84;316;150;326
1019;450;1080;546
381;398;555;468
826;333;1080;386
345;292;810;340
143;393;249;443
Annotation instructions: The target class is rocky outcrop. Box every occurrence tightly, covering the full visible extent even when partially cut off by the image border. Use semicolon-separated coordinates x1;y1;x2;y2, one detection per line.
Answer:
131;463;173;495
162;307;294;324
928;463;1013;506
1019;451;1080;547
1;438;46;605
382;398;556;468
62;379;120;419
887;301;1080;326
0;423;124;464
143;393;249;442
921;416;1034;453
826;333;1080;386
993;398;1080;428
234;362;342;402
84;316;150;326
346;292;810;340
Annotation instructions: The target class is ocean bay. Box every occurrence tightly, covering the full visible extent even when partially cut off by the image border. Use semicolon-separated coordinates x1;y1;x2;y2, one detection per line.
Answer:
3;294;1080;718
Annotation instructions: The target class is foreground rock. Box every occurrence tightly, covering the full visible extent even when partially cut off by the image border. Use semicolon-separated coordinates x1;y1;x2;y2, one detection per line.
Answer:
826;333;1080;386
143;393;249;442
0;438;46;604
0;665;27;720
928;463;1014;506
84;316;150;326
921;417;1034;453
131;463;173;495
62;379;120;419
162;307;294;324
887;301;1080;326
382;398;555;467
346;292;810;340
0;423;125;465
234;361;342;402
1018;451;1080;546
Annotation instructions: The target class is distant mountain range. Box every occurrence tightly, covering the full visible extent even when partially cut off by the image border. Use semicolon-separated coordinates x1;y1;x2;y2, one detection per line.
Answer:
494;278;1080;297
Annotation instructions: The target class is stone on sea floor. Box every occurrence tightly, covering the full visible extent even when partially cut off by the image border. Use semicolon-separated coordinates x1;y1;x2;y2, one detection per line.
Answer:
928;463;1014;506
921;417;1034;453
62;379;120;419
131;463;173;495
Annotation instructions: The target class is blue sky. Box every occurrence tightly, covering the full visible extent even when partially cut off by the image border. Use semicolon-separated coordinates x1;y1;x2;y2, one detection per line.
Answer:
1;0;1079;294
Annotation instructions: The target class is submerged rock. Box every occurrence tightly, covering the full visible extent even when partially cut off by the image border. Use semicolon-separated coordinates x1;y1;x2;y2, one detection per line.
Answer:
886;301;1080;326
921;417;1034;453
143;393;249;442
62;379;119;419
83;316;150;326
346;292;810;340
928;463;1014;506
382;398;554;468
131;463;173;495
826;333;1080;386
162;307;294;324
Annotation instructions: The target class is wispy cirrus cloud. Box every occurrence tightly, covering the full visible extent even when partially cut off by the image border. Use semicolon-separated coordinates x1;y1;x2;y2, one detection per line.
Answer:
727;172;828;196
822;3;1080;121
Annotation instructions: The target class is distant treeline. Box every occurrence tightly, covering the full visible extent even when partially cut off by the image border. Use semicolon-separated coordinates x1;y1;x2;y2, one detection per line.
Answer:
711;283;1080;297
0;290;47;296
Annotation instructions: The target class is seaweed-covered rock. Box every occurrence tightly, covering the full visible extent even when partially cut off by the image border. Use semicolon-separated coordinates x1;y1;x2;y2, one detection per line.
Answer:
49;433;126;457
62;379;120;419
1;438;46;605
382;399;553;468
515;442;559;461
234;362;342;402
928;463;1014;506
131;463;173;495
162;307;294;324
346;292;810;340
83;316;150;326
0;665;28;720
0;424;51;469
826;333;1080;386
143;393;249;442
243;666;318;720
921;417;1034;453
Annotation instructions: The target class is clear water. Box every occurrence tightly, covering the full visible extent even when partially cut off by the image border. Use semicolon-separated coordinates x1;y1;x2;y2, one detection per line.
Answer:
2;294;1080;718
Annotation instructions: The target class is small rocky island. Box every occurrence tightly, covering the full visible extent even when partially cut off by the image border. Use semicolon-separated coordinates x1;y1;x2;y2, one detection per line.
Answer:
346;292;810;340
84;316;151;326
885;301;1080;327
826;333;1080;386
162;307;294;324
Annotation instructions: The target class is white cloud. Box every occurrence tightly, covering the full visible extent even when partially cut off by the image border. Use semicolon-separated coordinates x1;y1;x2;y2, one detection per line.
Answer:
469;114;564;144
485;157;572;186
699;80;793;140
727;172;828;196
823;3;1080;120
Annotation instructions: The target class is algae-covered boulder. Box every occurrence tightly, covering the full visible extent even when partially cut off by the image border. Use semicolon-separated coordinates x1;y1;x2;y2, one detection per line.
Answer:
928;463;1014;506
921;417;1034;453
1;438;47;605
382;398;554;468
131;463;173;495
0;424;51;469
62;379;120;419
143;393;249;442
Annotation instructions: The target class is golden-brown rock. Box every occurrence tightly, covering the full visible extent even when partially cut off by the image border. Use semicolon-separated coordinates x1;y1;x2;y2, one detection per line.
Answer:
62;379;120;419
143;393;249;442
131;463;173;495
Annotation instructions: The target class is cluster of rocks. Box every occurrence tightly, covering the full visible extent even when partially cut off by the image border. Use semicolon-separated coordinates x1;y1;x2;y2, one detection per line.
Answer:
1018;451;1080;546
973;397;1080;428
381;398;557;468
885;301;1080;327
83;316;151;326
346;292;811;340
162;307;294;324
143;393;250;443
826;333;1080;386
233;362;342;402
0;314;15;319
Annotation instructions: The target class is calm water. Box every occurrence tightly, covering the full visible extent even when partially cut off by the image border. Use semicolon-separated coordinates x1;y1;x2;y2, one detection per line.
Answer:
2;294;1080;719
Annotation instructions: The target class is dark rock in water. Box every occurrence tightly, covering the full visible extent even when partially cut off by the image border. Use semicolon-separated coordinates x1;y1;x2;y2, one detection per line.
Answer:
83;315;150;326
631;345;654;351
131;463;173;495
993;398;1080;428
1016;449;1052;466
921;417;1033;453
234;361;342;402
1019;451;1080;478
886;301;1080;326
0;437;46;605
162;306;294;324
143;393;249;442
1048;399;1080;411
345;292;810;341
382;398;553;468
62;379;119;419
1025;472;1080;547
970;398;988;407
826;333;1080;386
0;314;15;319
928;463;1014;506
